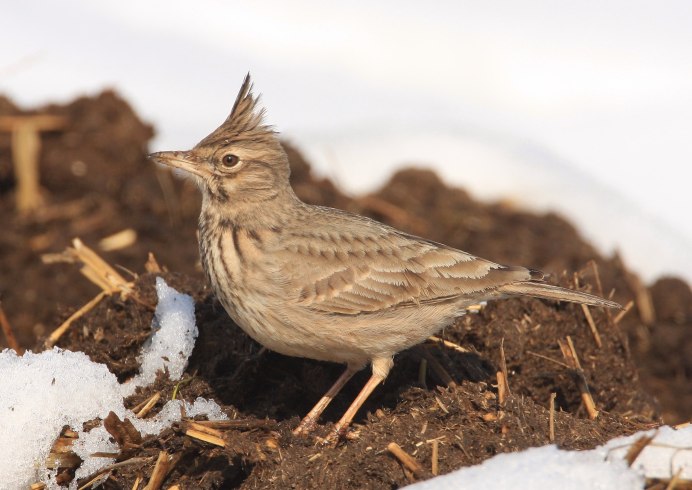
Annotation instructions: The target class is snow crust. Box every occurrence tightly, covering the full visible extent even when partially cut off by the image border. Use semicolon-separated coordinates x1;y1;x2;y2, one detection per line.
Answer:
409;426;692;489
124;277;198;394
0;278;224;490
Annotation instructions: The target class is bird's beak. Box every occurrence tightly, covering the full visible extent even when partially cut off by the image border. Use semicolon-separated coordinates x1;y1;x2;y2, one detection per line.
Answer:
148;151;209;178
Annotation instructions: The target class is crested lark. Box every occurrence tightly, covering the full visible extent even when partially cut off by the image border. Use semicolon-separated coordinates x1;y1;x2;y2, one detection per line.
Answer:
150;75;621;445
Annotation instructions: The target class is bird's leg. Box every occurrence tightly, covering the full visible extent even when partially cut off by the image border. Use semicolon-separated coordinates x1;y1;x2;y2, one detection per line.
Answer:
323;357;393;446
293;365;359;436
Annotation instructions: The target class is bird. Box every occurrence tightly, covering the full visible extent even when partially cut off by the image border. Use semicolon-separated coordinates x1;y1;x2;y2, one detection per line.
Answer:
149;74;621;445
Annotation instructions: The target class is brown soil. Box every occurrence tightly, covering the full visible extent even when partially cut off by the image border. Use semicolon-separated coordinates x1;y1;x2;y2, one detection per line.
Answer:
0;92;689;489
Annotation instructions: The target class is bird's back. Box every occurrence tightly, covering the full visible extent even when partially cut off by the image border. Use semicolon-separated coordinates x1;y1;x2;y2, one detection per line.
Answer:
269;203;535;315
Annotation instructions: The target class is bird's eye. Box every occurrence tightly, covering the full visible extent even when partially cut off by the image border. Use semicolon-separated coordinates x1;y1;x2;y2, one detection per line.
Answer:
222;154;240;167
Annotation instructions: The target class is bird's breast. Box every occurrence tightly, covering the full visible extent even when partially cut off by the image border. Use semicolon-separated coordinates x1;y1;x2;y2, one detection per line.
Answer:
198;218;280;316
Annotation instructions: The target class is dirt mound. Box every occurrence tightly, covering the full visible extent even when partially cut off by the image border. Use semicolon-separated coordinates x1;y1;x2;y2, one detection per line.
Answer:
52;272;653;488
0;91;689;488
0;91;198;346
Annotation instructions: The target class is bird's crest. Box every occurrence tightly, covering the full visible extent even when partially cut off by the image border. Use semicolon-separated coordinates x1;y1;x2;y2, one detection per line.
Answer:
197;73;274;148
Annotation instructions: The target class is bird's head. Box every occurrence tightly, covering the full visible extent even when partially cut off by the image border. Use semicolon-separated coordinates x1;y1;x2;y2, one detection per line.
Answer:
150;74;292;208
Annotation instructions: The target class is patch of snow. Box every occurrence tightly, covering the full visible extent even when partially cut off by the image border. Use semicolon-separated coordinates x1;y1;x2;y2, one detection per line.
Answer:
123;277;198;394
408;444;643;490
0;349;125;489
408;425;692;489
185;396;230;420
0;278;223;490
131;398;229;439
602;426;692;480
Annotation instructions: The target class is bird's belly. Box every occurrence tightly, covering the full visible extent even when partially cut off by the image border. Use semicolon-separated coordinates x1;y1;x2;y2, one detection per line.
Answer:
312;304;463;360
223;295;371;365
232;298;463;367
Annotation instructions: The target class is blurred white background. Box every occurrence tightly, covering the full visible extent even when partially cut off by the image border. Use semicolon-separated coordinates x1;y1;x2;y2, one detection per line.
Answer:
1;0;691;283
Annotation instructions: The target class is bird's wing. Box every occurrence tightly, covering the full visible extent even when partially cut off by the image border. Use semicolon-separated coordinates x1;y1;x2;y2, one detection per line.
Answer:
275;212;533;316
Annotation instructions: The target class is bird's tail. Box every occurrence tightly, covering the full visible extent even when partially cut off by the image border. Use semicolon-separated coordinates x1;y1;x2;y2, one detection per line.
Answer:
497;281;622;309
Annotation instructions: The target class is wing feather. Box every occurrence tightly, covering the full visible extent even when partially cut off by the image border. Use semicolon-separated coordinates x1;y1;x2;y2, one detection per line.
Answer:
274;212;532;315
